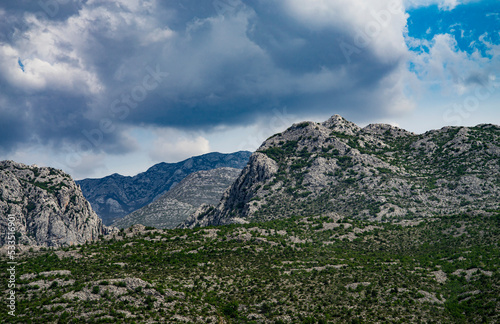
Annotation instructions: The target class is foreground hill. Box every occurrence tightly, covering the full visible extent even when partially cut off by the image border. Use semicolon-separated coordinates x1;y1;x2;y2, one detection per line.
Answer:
185;115;499;228
0;161;112;247
1;212;498;322
77;151;251;225
112;168;242;229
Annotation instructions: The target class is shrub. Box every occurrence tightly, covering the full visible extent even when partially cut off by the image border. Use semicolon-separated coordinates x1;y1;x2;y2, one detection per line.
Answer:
222;301;239;318
26;202;36;213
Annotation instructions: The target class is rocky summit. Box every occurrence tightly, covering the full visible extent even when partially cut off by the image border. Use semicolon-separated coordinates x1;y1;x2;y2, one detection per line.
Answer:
0;161;113;247
184;115;500;228
112;167;242;229
77;151;251;225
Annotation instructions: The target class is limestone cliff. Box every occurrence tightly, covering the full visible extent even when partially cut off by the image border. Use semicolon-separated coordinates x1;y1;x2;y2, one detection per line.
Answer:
0;161;113;247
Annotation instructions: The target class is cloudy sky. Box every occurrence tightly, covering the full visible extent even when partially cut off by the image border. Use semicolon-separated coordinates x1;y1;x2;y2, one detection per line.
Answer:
0;0;498;179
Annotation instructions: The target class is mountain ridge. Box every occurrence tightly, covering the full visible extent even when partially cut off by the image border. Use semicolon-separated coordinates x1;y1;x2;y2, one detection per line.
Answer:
112;167;242;229
184;115;499;228
77;151;251;225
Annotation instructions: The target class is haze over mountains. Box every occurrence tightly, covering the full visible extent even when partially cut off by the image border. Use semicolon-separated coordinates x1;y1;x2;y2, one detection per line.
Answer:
76;151;251;225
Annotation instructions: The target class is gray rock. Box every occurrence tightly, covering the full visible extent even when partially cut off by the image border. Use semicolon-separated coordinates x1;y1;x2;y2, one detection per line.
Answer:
185;115;500;227
112;167;242;229
0;161;115;247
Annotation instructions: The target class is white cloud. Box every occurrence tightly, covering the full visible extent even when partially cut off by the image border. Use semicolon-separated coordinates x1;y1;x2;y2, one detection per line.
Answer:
11;0;498;178
409;33;494;95
0;12;103;95
149;129;211;163
5;144;108;180
282;0;409;62
0;0;175;96
142;27;175;45
66;152;108;179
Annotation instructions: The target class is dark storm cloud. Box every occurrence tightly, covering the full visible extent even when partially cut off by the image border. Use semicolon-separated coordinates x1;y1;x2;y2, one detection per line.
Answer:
0;80;135;155
119;0;409;130
0;114;29;153
246;2;349;73
0;0;412;155
0;0;85;28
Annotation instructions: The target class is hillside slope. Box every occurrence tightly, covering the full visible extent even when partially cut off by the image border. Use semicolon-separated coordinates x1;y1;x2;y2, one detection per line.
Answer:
112;168;241;229
77;151;251;225
185;115;499;228
2;212;498;322
0;161;113;247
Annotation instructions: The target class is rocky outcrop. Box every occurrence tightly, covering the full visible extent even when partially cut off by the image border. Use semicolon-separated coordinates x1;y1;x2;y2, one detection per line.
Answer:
112;168;242;229
185;115;500;227
183;153;278;227
0;161;113;247
77;151;251;225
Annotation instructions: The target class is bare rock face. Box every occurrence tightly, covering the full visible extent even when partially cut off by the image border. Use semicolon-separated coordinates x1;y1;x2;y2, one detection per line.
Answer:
185;115;500;228
183;154;277;228
213;153;278;224
112;167;242;229
0;161;113;247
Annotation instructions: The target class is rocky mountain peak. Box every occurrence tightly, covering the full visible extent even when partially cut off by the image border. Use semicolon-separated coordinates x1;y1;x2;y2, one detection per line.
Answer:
0;161;115;247
184;115;499;228
112;167;242;229
321;114;361;135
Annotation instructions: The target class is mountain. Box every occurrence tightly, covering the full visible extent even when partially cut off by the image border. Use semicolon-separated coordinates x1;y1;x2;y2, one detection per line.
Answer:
111;167;242;229
184;115;500;228
0;161;113;247
76;151;251;225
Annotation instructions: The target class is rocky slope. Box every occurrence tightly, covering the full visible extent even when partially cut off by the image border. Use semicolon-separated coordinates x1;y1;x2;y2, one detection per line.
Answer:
112;167;242;229
0;161;113;247
77;151;251;225
4;212;499;322
184;115;500;228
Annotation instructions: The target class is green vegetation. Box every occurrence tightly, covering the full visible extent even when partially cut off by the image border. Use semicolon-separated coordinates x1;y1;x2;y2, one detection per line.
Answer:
296;122;311;129
2;120;498;323
1;212;498;323
26;202;36;213
261;140;299;162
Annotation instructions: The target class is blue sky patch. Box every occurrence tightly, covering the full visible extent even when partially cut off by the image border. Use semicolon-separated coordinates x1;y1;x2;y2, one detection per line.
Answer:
406;1;500;56
17;58;25;72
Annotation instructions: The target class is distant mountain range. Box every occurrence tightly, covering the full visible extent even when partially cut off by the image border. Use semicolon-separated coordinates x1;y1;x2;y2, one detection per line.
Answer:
184;115;500;228
0;161;114;247
76;151;251;225
111;167;242;229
